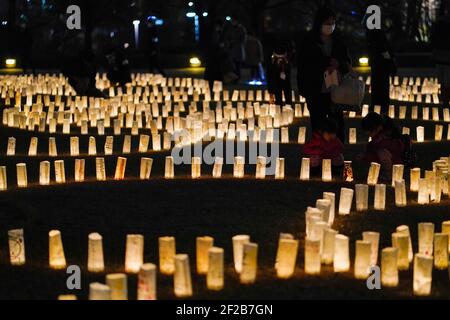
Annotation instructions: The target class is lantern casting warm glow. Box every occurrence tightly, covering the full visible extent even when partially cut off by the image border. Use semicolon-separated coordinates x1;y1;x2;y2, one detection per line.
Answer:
8;228;25;266
89;282;111;300
207;247;224;290
196;236;214;274
381;247;398;287
275;238;298;279
88;232;104;272
338;188;354;215
138;263;157;300
106;273;128;300
240;242;258;284
418;222;434;256
413;254;433;296
334;234;350;272
305;238;321;275
232;234;250;273
354;240;372;279
174;254;193;297
159;236;176;275
49;230;66;269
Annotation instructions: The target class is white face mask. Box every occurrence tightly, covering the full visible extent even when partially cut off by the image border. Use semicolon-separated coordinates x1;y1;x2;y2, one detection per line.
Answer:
321;24;335;36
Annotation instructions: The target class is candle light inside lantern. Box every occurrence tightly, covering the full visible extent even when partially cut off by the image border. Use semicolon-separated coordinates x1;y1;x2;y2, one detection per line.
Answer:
207;247;224;290
416;126;425;143
392;232;410;270
418;222;435;256
49;137;57;156
433;233;449;270
316;199;331;226
413;254;433;296
58;295;77;300
28;137;38;156
159;236;176;275
75;159;85;182
233;156;245;178
106;273;128;300
114;157;127;180
343;161;353;182
323;192;335;226
381;248;398;287
362;231;380;266
191;157;201;179
298;127;306;144
139;135;150;153
338;187;354;215
334;234;350;272
354;240;372;279
367;162;381;185
392;164;404;187
322;228;337;264
96;157;106;181
240;242;258;284
0;166;7;190
305;238;321;275
16;163;27;188
232;234;250;273
355;184;369;212
349;128;357;144
49;230;66;269
138;263;157;300
88;232;104;272
373;184;386;210
418;178;429;204
442;221;450;252
275;157;285;179
8;228;25;266
104;136;114;155
89;283;111;300
394;180;407;207
256;156;266;179
70;137;79;156
39;161;50;185
196;236;214;274
88;136;97;155
54;160;66;183
275;238;298;279
140;157;153;180
125;234;144;273
174;254;193;297
7;137;16;156
410;168;421;191
165;156;174;179
300;157;310;181
212;157;223;178
322;159;332;182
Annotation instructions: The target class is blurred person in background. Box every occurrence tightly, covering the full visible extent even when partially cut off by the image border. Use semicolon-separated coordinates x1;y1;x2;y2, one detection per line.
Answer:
431;11;450;108
245;31;264;81
224;15;247;82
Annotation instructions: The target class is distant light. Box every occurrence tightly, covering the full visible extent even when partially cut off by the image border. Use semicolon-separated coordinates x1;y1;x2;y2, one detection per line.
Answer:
202;12;208;17
247;80;265;86
110;32;115;38
124;43;130;49
359;56;369;67
189;57;201;67
188;2;194;6
155;19;164;25
1;21;7;26
226;16;231;21
186;12;196;18
351;10;357;16
133;19;140;26
5;58;16;68
147;15;157;21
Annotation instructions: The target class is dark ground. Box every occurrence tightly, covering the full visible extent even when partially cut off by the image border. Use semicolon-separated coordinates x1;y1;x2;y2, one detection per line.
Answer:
0;82;450;299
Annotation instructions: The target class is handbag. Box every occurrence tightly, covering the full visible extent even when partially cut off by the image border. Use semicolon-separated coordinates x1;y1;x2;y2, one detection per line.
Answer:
330;73;365;110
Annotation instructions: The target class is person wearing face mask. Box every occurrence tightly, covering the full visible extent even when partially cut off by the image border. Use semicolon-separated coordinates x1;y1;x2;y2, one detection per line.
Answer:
297;6;351;143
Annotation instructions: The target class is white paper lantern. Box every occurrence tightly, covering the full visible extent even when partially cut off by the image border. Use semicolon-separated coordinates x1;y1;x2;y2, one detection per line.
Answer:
410;168;420;191
174;254;193;297
367;162;380;185
300;157;310;181
275;238;298;279
394;180;407;207
392;232;410;270
207;247;224;290
442;221;450;252
354;240;372;279
413;254;433;296
322;159;332;182
88;232;104;272
89;282;111;300
8;228;25;266
355;184;369;212
114;157;127;180
106;273;128;300
381;247;398;287
233;156;245;178
74;159;85;182
0;166;7;190
232;234;250;273
418;222;435;256
323;192;335;226
338;188;354;215
322;228;337;264
165;156;174;179
416;126;425;143
305;238;321;275
240;242;258;284
54;160;66;183
138;263;157;300
362;231;380;266
16;163;27;188
140;157;153;180
159;236;176;275
433;233;449;270
49;230;66;269
39;161;50;185
333;234;350;272
275;157;285;179
96;157;106;181
196;236;214;274
391;164;404;187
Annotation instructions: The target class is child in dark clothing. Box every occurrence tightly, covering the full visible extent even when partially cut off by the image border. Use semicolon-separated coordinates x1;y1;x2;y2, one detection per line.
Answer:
303;118;344;174
359;112;405;180
267;42;292;106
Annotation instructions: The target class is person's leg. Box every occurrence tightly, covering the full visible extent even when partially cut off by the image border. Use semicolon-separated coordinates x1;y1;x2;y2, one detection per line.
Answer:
284;81;293;106
275;89;283;106
306;94;327;133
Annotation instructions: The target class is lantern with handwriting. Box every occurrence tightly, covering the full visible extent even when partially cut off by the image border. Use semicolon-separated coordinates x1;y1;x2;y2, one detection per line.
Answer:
49;230;66;269
196;236;214;274
240;242;258;284
106;273;128;300
138;263;157;300
174;254;193;297
354;240;372;279
349;128;357;144
207;247;224;290
381;248;398;287
8;229;25;266
88;232;104;272
232;234;250;273
338;187;354;215
75;159;85;182
96;157;106;181
89;283;111;300
159;236;176;275
233;156;245;178
54;160;66;183
49;137;57;156
413;254;433;296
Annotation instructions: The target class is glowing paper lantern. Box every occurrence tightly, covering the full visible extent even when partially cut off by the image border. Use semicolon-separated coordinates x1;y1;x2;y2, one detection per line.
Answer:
300;157;310;181
275;157;285;179
435;124;443;141
196;236;214;274
323;192;335;226
413;254;433;296
416;126;424;143
343;161;353;182
88;136;97;155
256;156;266;179
28;137;38;156
362;231;380;266
305;238;321;275
7;137;16;156
39;161;50;185
174;254;193;297
349;128;357;144
418;178;429;204
165;156;174;179
433;233;448;270
139;134;149;153
305;207;323;238
74;159;85;182
297;127;306;144
49;230;66;269
233;156;245;178
367;162;380;185
338;187;354;215
49;137;57;156
207;247;224;290
442;221;450;252
191;157;201;179
354;240;372;279
355;184;369;212
137;263;157;300
391;164;404;187
316;199;331;226
392;232;410;270
54;160;66;183
58;295;77;300
410;168;420;191
70;137;79;156
96;157;106;181
394;180;407;207
8;228;25;266
232;234;250;273
106;273;128;300
123;135;131;154
322;159;332;182
140;157;153;180
212;157;223;178
373;184;386;210
333;234;350;272
240;242;258;284
88;232;104;272
418;222;435;256
125;234;144;273
114;157;127;180
381;247;398;287
275;238;298;279
322;228;337;264
104;136;114;155
16;163;28;188
159;236;176;275
0;166;7;190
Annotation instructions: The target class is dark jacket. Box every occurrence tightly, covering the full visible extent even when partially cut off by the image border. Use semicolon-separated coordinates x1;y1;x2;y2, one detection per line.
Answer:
267;53;291;94
362;130;405;164
367;29;396;75
297;31;351;97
